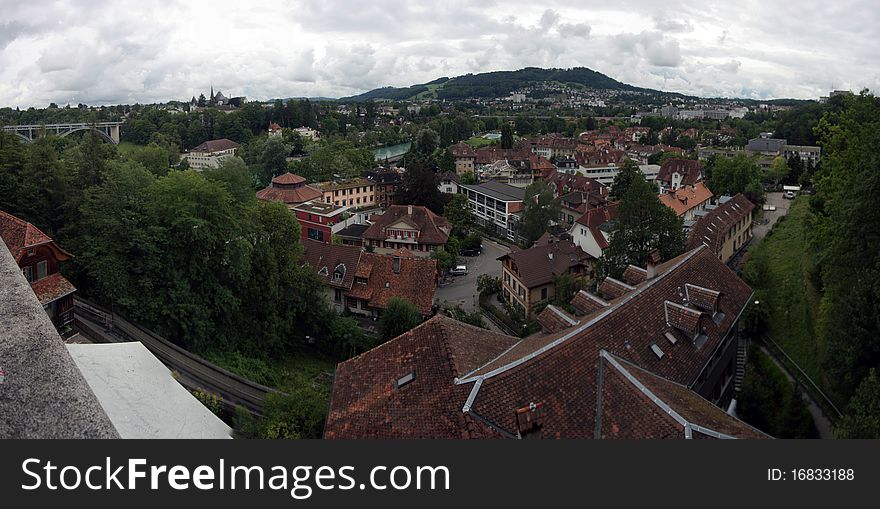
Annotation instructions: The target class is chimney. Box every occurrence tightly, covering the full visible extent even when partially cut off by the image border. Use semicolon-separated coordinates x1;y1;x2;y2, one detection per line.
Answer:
548;252;554;261
646;249;661;279
407;204;413;215
393;256;401;274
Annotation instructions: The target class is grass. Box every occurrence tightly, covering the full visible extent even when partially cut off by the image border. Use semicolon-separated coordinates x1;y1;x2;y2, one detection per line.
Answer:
743;197;832;398
203;349;338;394
464;136;498;149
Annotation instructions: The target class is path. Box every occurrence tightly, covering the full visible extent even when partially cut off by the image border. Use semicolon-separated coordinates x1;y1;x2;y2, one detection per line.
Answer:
759;345;834;439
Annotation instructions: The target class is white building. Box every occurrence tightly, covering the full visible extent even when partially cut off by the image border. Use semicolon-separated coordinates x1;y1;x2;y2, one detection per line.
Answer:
458;181;525;241
182;138;239;170
559;164;661;188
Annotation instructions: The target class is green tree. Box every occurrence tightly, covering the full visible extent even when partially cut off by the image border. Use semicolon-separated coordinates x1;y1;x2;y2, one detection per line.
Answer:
443;193;473;233
516;180;560;246
609;158;641;200
835;369;880;439
602;176;685;276
707;153;762;197
765;156;790;188
396;161;443;213
500;123;514;149
379;297;424;341
415;128;440;156
202;157;255;203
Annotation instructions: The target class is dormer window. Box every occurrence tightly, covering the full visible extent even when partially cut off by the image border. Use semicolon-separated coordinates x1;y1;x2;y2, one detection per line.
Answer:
333;263;346;281
318;266;329;276
515;402;544;439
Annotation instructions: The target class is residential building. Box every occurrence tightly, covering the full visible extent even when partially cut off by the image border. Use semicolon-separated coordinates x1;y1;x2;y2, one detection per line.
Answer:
293;200;350;244
256;172;323;209
364;167;403;209
362;204;451;256
458;181;525;241
498;235;593;318
570;203;618;259
563;163;661;187
528;135;578;160
0;210;76;328
450;142;477;175
293;127;320;140
267;122;283;137
334;223;370;247
182;138;239;170
324;246;764;439
659;182;714;221
657;159;704;192
303;243;438;318
318;177;376;208
687;194;755;264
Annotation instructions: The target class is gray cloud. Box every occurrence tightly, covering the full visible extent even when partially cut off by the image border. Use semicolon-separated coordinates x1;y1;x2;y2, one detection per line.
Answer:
0;0;875;106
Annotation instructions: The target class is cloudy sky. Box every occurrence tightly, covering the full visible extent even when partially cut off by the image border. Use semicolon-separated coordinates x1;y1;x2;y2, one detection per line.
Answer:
1;0;877;107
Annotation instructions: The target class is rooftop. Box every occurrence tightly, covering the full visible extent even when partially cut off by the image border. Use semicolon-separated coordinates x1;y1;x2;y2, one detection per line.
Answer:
293;200;349;216
459;181;526;202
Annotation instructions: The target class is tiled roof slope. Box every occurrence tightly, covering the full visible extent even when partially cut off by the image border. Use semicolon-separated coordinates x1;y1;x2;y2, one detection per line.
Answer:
657;159;703;187
191;138;239;152
498;237;593;289
597;352;768;439
659;182;714;216
537;304;579;333
30;272;76;305
0;210;69;263
324;317;518;438
326;246;757;439
302;240;363;290
687;194;755;253
346;252;438;315
362;205;451;245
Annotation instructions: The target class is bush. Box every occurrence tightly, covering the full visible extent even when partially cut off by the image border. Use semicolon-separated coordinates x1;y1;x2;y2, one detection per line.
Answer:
477;274;501;296
737;349;817;438
191;388;223;416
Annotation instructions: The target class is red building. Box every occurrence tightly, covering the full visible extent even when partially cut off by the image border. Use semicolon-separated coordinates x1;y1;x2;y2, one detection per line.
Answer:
0;210;76;328
293;200;350;244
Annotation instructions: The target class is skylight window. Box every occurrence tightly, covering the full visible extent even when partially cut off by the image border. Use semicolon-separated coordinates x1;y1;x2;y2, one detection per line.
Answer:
395;372;415;389
650;343;665;359
664;331;678;345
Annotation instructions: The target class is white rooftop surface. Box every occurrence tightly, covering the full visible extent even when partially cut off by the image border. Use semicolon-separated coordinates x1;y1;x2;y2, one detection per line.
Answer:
66;342;232;439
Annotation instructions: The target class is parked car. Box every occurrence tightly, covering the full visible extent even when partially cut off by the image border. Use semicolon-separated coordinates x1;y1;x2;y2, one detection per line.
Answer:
460;246;482;257
449;265;468;276
785;191;796;199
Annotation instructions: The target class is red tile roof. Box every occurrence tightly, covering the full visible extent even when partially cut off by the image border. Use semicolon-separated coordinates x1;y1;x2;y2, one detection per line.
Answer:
659;182;714;217
450;142;476;158
326;246;758;439
498;238;592;289
657;159;703;187
30;272;76;305
570;290;609;316
0;210;71;263
346;252;438;315
302;240;363;290
622;265;648;286
687;194;755;254
256;173;322;207
362;205;451;246
191;138;239;153
598;276;634;300
271;172;307;185
537;304;579;333
574;203;618;250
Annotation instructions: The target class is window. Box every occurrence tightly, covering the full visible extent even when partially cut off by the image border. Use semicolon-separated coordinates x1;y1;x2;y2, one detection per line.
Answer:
23;265;34;282
541;288;547;300
37;260;47;280
360;299;369;310
307;228;324;242
333;264;346;281
394;372;415;389
334;289;342;302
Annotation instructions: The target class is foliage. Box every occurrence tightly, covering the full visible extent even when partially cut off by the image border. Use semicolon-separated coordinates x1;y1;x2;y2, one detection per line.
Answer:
191;389;223;416
603;177;685;277
459;171;476;184
500;123;514;149
706;153;763;198
378;297;424;341
443;303;487;329
288;140;373;183
737;349;817;438
430;247;457;273
835;369;880;438
443;193;473;233
608;158;641;200
552;273;584;306
476;274;501;296
516;180;560;246
396;160;444;214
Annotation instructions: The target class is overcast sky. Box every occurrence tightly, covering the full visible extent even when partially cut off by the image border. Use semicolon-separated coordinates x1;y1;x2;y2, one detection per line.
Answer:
1;0;877;107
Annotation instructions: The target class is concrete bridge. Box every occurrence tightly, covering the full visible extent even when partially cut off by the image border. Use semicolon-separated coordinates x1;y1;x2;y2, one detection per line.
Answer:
2;121;122;144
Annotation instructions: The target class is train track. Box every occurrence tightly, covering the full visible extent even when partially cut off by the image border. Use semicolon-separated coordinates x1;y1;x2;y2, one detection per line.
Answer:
73;297;277;416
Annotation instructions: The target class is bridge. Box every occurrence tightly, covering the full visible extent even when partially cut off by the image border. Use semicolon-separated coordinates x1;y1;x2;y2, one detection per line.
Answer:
2;121;122;144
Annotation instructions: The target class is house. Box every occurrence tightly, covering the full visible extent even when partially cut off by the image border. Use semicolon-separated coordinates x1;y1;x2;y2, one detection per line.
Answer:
450;142;476;175
498;235;593;318
361;204;451;257
334;223;370;247
256;172;323;209
318;177;376;208
659;182;714;221
438;171;460;194
570;203;619;259
324;245;765;439
458;181;525;241
363;167;402;209
293;127;320;141
182;138;239;170
0;210;76;328
292;200;349;244
687;194;755;264
303;243;438;318
559;191;607;226
657;159;703;192
268;122;283;137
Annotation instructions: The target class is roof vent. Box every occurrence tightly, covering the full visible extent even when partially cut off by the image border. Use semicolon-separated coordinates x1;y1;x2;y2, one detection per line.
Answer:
394;372;415;389
650;343;665;359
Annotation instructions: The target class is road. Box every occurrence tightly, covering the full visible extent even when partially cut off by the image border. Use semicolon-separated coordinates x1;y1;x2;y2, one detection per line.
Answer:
752;192;792;242
435;238;509;313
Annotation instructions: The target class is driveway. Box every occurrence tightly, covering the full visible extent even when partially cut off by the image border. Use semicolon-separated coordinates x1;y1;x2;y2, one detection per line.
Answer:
752;192;792;242
435;238;509;312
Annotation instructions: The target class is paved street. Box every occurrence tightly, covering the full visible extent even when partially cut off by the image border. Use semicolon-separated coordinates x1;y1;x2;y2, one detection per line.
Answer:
752;192;792;242
435;237;509;312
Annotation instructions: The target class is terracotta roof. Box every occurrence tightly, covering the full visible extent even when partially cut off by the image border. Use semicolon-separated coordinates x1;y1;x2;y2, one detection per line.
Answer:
191;138;239;153
685;283;721;313
498;239;592;289
325;246;758;439
597;351;768;439
256;173;322;207
324;316;518;439
450;142;476;158
474;147;530;165
346;252;438;315
597;276;634;300
30;272;76;305
659;182;714;217
622;265;648;286
537;305;579;333
302;241;363;290
657;159;703;187
570;290;609;316
0;210;71;263
362;205;451;246
686;194;755;253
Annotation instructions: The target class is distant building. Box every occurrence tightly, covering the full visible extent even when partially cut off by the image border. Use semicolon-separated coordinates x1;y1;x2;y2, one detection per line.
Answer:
659;182;714;221
268;122;283;137
457;181;525;241
318;177;376;208
363;167;403;209
568;164;661;187
570;203;619;259
0;210;76;328
450;142;477;175
293;127;320;140
687;194;755;264
182;138;239;170
438;171;460;194
498;235;593;319
293;200;350;244
256;172;322;209
656;159;704;192
745;134;821;168
361;204;451;257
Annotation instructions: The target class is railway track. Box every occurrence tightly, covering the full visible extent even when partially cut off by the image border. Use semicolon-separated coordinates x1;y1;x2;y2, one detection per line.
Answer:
73;297;277;416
